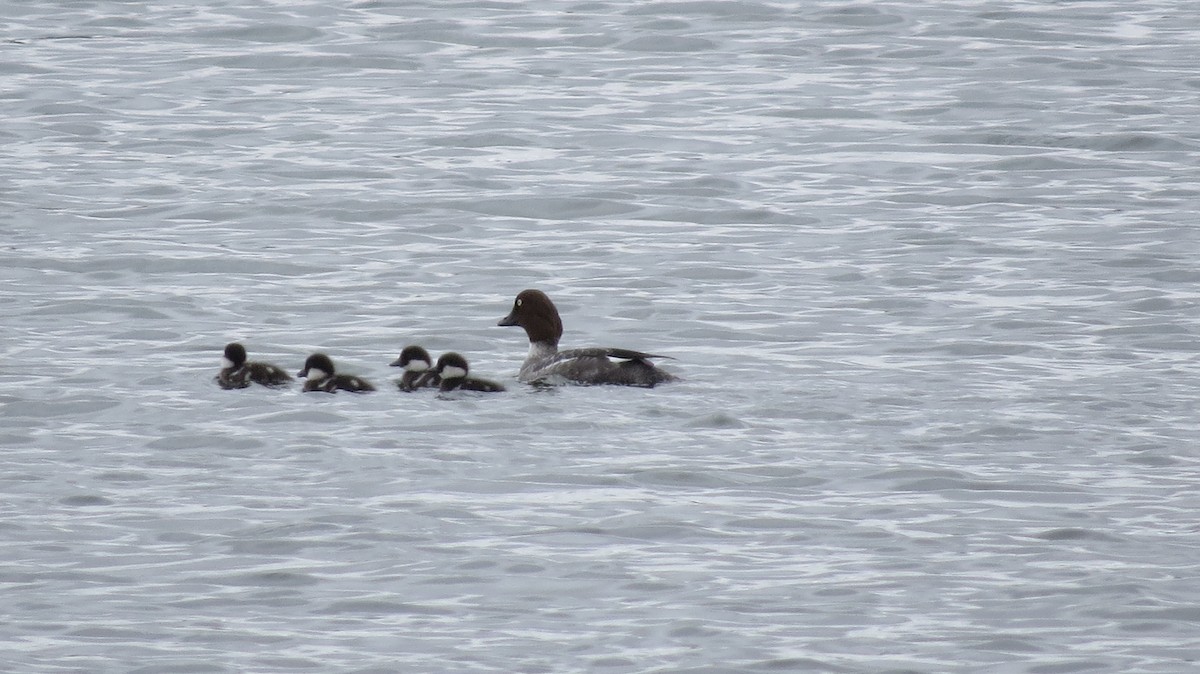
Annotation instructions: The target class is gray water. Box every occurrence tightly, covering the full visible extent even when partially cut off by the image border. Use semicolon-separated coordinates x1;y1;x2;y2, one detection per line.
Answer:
3;1;1199;672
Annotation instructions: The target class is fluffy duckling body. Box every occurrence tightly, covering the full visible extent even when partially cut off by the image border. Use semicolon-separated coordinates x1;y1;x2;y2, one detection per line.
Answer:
390;345;440;392
297;353;375;393
418;352;505;393
216;343;292;389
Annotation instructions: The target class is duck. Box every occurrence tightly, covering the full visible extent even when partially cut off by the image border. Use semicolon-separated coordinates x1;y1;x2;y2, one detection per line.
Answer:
497;289;678;387
417;352;506;393
216;342;292;389
390;345;440;392
296;353;375;393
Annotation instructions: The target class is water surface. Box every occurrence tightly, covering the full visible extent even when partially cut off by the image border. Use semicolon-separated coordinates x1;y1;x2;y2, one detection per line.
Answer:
3;1;1199;672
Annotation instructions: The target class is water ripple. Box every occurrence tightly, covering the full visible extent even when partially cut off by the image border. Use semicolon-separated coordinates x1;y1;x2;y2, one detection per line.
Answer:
2;1;1198;672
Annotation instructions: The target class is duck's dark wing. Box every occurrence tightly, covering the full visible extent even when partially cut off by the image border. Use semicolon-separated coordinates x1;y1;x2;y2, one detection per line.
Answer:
216;368;252;389
526;349;678;387
459;377;506;393
247;362;293;387
334;375;375;393
555;347;673;362
397;370;430;392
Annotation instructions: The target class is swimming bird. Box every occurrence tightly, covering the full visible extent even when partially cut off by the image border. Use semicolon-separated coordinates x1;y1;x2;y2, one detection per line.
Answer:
390;345;440;392
216;342;292;389
297;353;375;393
417;352;506;393
497;289;677;387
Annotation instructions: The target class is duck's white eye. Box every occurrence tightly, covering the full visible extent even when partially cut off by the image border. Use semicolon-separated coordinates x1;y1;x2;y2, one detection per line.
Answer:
516;299;522;307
